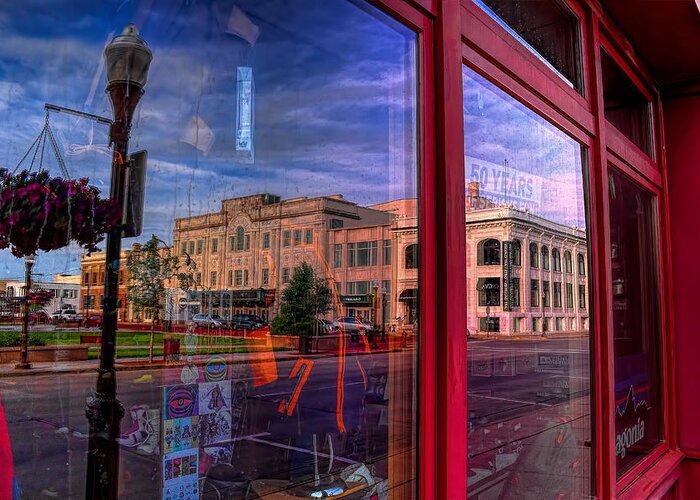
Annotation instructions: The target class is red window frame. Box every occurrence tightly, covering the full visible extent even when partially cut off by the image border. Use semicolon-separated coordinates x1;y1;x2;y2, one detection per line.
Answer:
369;0;682;497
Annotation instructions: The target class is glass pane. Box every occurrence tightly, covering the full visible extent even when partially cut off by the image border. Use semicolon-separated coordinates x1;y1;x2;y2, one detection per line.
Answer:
0;1;418;498
463;66;593;497
601;50;653;157
474;0;583;92
608;168;662;477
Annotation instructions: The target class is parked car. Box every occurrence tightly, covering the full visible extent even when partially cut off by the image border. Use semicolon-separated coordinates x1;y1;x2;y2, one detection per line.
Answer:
51;309;79;323
314;319;336;335
333;316;372;333
191;314;224;328
230;314;265;331
84;314;103;328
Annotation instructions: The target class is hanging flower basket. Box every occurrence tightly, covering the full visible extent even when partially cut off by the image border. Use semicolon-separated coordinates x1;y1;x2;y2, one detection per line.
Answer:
26;289;52;306
0;169;121;258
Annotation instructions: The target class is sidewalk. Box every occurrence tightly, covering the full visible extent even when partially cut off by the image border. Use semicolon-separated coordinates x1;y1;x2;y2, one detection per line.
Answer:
0;341;402;378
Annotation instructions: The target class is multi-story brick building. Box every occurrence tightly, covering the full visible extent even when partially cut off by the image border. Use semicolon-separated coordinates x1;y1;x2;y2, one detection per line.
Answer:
167;186;586;335
80;246;137;322
464;182;589;335
170;193;395;324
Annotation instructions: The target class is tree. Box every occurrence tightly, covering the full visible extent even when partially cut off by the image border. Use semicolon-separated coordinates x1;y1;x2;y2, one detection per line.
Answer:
271;262;332;348
126;235;196;362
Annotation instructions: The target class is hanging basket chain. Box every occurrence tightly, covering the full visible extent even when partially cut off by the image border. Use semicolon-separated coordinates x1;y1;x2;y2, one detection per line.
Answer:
11;112;71;179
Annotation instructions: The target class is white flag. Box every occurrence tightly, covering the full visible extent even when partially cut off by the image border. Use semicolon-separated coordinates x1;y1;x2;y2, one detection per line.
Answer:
180;116;215;156
226;5;260;46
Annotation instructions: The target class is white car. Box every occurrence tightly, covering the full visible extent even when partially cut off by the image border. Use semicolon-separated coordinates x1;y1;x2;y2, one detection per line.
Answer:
51;309;79;323
191;314;224;328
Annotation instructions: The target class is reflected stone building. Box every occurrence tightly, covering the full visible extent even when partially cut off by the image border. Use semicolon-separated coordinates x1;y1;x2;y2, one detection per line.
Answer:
466;182;589;335
170;193;397;324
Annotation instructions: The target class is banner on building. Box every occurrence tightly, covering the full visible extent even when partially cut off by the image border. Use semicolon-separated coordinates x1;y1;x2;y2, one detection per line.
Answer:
236;66;254;163
502;240;513;312
465;155;544;211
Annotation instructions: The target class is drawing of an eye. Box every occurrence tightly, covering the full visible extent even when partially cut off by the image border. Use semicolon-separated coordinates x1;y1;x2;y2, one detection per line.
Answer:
167;386;197;418
204;355;227;381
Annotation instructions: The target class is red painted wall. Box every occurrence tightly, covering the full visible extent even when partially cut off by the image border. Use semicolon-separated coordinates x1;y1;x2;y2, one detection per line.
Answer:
664;91;700;455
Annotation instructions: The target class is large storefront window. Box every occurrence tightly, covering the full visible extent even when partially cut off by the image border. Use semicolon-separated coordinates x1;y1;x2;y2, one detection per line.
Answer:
0;1;418;498
608;168;662;477
463;66;593;497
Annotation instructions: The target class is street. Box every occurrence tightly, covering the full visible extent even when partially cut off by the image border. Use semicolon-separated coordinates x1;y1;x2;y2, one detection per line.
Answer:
0;347;408;499
0;336;592;498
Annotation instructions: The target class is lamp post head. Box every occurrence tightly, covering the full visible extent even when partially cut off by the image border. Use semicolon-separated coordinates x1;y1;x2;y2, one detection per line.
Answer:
25;254;36;266
104;24;152;89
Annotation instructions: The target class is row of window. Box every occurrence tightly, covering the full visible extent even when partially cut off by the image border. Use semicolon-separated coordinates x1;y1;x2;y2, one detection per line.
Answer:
332;241;418;269
477;277;586;310
476;238;586;274
9;287;79;299
478;316;589;334
180;227;318;257
83;271;126;286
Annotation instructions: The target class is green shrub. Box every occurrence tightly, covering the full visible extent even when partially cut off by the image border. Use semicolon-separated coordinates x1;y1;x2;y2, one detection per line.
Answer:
28;334;45;346
0;331;19;347
0;331;46;347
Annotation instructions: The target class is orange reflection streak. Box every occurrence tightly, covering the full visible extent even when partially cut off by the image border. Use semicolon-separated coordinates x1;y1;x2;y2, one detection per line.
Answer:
278;357;314;417
356;357;367;390
249;327;278;387
298;233;349;432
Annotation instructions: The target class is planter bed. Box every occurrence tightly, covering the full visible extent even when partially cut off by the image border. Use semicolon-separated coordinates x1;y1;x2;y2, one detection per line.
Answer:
0;345;89;363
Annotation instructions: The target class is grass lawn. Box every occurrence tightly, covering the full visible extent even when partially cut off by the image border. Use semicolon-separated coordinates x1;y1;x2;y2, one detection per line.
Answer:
24;330;268;360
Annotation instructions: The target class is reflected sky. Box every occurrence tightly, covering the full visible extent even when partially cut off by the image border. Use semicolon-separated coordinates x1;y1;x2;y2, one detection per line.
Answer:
0;0;417;277
463;67;587;230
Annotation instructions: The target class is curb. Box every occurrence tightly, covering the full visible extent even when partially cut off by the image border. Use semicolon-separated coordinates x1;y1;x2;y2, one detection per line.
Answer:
0;346;409;378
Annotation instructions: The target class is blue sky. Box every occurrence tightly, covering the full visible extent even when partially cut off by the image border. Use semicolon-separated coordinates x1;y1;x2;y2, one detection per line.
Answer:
0;0;418;278
463;66;588;231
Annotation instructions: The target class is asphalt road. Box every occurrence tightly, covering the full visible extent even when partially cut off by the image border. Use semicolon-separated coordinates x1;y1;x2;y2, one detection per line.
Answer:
0;349;411;499
0;337;592;498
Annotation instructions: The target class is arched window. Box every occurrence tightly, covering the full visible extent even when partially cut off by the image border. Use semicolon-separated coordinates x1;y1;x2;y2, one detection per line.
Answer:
236;226;245;251
512;239;522;266
529;243;539;268
564;251;573;273
405;244;418;269
541;246;550;270
552;248;562;272
577;253;586;275
6;287;14;297
477;239;500;265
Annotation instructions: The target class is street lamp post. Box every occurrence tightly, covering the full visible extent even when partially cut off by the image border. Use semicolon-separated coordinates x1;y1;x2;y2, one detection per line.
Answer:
15;254;35;370
85;24;151;499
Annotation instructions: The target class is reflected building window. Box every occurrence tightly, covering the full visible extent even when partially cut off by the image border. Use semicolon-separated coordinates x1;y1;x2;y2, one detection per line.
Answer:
564;250;573;273
478;238;501;265
541;245;550;270
512;239;522;266
552;248;562;272
405;243;418;269
236;226;245;251
529;242;539;268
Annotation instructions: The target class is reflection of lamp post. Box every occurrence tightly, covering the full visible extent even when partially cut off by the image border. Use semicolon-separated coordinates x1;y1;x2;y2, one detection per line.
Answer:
541;291;547;337
371;285;379;348
85;24;151;499
15;254;35;370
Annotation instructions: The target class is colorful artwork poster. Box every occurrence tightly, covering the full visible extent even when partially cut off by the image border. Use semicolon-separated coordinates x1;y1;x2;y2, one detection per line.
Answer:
163;449;199;500
199;381;231;415
203;354;229;382
199;443;233;475
200;409;232;446
164;385;199;420
163;416;200;455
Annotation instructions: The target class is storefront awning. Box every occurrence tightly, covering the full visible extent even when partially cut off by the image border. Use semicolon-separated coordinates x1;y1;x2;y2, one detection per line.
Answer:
398;289;417;302
340;294;373;306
